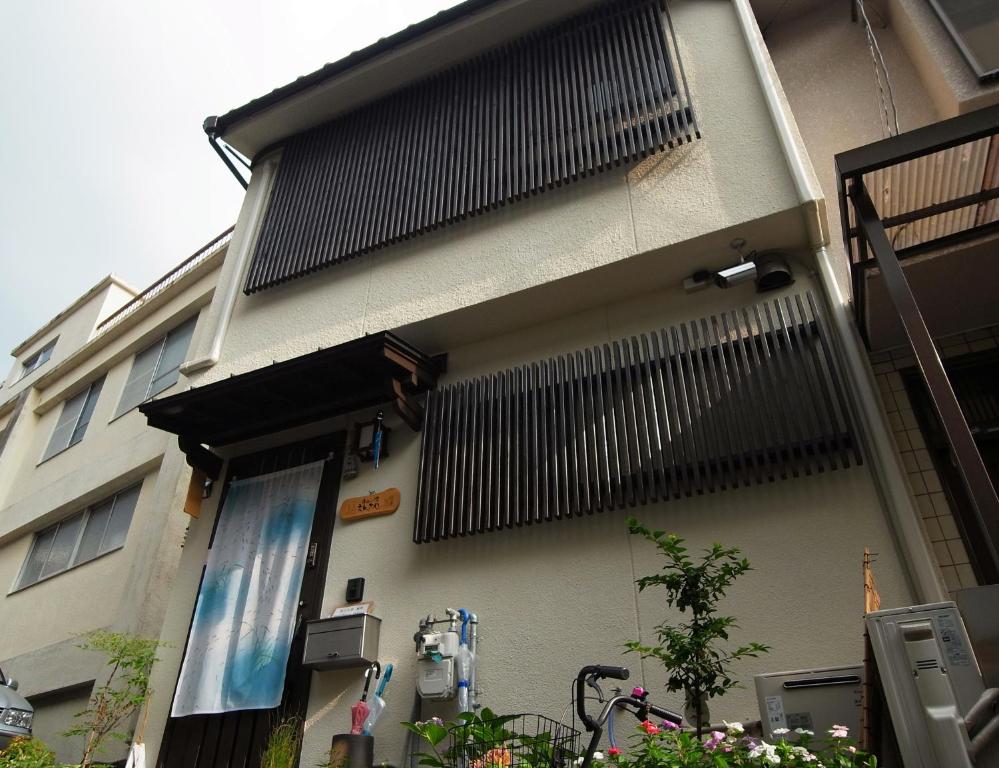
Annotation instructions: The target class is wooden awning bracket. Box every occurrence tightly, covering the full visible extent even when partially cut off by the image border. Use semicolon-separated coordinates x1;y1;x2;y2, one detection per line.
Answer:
178;436;224;480
392;378;425;431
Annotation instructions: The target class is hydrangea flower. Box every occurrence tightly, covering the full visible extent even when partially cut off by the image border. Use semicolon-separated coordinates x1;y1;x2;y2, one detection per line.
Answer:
829;725;849;739
723;720;745;734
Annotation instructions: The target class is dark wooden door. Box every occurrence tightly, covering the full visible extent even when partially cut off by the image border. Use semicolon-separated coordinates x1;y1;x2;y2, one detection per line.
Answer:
156;433;345;768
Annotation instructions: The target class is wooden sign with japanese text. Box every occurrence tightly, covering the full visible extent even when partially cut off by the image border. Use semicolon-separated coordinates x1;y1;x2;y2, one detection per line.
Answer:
339;488;401;521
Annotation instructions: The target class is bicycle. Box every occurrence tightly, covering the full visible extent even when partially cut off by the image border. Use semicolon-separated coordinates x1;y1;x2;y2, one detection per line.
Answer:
574;665;683;768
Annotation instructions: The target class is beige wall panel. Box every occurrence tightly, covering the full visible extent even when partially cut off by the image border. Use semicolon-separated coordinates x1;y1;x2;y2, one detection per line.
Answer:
763;1;939;295
0;468;161;660
27;687;91;764
194;0;810;390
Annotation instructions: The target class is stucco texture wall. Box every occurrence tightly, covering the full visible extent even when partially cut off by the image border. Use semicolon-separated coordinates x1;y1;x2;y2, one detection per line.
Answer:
141;273;914;765
189;0;806;389
761;1;939;296
293;274;913;766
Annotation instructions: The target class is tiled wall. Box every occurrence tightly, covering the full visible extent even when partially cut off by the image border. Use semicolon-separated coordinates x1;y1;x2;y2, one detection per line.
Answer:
869;325;999;594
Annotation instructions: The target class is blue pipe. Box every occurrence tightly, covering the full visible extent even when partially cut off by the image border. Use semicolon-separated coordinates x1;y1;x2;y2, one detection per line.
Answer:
458;609;470;646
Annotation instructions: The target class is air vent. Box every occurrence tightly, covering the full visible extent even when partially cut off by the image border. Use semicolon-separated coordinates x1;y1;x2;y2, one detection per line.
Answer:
413;291;860;542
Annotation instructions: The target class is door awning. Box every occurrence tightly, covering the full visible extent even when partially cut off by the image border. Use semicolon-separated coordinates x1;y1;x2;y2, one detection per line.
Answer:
140;332;440;451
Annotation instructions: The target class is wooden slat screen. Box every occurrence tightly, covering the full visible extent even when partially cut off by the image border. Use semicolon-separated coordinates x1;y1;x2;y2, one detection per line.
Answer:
414;292;861;542
246;0;698;293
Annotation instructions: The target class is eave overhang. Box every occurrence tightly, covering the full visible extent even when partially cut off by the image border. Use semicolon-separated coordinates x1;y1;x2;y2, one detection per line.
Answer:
140;332;441;451
209;0;604;159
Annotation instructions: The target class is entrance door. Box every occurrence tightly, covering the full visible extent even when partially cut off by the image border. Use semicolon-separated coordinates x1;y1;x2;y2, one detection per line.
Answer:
156;433;345;768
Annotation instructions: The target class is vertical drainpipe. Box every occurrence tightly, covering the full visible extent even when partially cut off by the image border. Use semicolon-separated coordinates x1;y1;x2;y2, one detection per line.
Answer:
181;144;280;375
729;0;946;602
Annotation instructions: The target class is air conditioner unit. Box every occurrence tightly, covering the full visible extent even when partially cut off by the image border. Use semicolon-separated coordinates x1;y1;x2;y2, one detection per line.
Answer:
755;664;864;741
866;601;999;768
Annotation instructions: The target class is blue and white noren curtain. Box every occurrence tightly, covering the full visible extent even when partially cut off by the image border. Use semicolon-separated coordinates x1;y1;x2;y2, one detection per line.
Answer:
172;462;324;717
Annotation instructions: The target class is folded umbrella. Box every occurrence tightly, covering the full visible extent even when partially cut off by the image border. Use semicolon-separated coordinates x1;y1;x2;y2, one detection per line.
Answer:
362;662;394;735
352;662;381;735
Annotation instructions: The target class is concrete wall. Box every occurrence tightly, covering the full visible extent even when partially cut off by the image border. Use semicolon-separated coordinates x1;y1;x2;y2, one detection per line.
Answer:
188;0;809;389
26;686;92;764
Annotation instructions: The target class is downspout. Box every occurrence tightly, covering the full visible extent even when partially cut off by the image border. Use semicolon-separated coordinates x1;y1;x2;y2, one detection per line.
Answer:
730;0;946;602
181;147;279;375
205;116;249;190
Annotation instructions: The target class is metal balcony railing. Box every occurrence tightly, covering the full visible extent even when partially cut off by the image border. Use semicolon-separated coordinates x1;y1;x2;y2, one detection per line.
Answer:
94;226;234;338
836;104;999;583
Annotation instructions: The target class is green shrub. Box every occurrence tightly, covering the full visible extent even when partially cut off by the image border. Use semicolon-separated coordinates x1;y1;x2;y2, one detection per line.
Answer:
0;737;56;768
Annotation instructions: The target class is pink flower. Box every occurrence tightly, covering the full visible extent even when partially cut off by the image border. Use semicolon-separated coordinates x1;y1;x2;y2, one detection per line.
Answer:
704;731;725;750
607;748;621;757
829;724;849;739
662;719;680;730
639;720;660;735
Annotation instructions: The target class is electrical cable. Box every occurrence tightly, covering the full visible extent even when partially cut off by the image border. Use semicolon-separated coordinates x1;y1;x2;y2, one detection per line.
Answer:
855;0;900;137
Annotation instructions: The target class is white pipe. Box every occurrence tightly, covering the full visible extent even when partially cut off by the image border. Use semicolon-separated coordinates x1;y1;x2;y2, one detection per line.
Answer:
181;154;279;375
731;0;946;602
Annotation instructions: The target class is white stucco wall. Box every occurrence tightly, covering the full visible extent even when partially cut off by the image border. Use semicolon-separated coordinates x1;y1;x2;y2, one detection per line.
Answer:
188;0;809;389
142;272;915;764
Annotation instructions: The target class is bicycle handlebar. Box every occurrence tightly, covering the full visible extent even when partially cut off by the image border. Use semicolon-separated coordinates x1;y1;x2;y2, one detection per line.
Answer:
576;666;630;730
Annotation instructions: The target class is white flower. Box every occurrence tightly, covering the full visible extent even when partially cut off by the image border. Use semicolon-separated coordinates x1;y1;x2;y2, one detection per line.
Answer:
792;746;817;762
749;743;781;765
773;727;790;736
794;728;814;736
593;753;604;762
723;720;745;734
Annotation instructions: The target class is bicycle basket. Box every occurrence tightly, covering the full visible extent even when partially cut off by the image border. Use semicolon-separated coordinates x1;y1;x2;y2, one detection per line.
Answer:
447;714;580;768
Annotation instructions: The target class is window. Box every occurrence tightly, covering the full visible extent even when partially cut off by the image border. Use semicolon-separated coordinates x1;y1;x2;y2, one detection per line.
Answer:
15;484;141;590
926;0;999;80
113;316;197;418
18;339;56;381
40;376;105;462
244;0;697;293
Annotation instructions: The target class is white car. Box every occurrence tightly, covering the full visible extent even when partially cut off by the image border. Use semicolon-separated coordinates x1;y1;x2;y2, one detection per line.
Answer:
0;667;33;748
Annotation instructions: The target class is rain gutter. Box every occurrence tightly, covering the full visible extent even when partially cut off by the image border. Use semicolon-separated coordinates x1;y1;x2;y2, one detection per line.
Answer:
730;0;946;602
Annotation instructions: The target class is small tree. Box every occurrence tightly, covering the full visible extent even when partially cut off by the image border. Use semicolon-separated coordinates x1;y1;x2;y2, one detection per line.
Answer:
65;631;161;768
624;518;769;736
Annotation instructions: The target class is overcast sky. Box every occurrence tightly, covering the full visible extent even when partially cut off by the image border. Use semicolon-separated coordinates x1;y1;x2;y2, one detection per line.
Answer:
0;0;460;364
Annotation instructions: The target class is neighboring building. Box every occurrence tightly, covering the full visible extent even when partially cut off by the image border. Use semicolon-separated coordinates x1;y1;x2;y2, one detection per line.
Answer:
130;1;999;767
0;230;230;762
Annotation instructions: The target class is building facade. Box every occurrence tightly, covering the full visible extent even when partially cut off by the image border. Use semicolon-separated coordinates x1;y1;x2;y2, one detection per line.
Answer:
133;0;999;766
5;0;997;766
0;232;230;762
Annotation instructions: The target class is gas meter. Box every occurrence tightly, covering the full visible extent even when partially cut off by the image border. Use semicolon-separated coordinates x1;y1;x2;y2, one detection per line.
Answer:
416;627;460;699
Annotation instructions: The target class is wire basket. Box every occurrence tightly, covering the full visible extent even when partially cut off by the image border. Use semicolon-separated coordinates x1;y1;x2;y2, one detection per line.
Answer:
447;714;580;768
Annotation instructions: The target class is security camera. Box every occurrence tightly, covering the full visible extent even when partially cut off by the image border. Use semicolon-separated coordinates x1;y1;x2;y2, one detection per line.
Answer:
714;261;757;288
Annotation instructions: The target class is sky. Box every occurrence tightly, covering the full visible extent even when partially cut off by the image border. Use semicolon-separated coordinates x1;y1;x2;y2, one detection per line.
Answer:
0;0;461;365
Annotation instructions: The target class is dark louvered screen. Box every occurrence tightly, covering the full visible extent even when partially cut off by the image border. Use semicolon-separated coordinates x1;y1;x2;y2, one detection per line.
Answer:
414;292;860;542
246;0;698;293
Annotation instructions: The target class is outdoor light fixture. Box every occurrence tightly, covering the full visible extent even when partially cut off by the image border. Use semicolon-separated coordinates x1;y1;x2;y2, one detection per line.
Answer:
353;411;390;466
